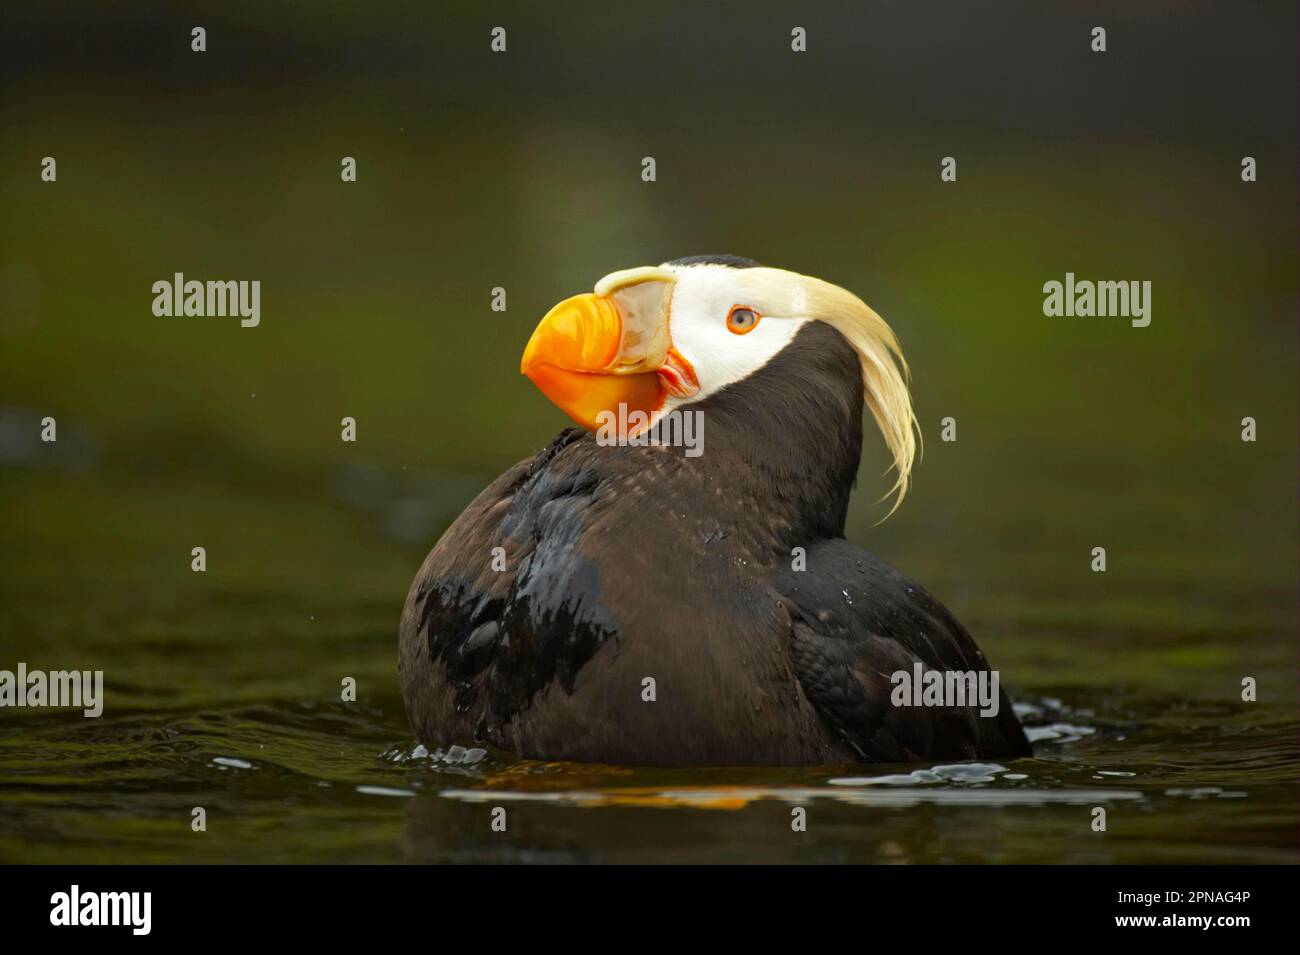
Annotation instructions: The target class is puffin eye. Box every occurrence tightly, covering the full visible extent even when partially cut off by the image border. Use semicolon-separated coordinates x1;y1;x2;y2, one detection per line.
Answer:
726;306;761;335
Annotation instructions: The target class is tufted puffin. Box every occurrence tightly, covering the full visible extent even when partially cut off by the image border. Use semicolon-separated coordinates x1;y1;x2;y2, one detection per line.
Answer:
399;256;1031;766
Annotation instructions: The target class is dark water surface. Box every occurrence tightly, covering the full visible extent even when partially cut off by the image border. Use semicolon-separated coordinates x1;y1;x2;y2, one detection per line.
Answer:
1;686;1296;863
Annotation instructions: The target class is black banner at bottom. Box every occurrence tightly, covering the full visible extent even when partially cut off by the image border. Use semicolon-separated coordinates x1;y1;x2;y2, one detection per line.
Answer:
3;863;1289;940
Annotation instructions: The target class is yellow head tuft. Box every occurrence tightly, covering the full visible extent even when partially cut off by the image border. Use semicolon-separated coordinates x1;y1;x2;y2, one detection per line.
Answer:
725;267;922;516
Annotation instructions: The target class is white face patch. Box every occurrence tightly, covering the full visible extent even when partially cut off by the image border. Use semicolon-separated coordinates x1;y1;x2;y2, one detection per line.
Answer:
657;263;809;416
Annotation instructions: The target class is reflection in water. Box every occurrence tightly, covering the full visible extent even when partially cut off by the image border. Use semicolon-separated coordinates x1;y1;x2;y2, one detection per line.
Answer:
0;687;1296;863
374;694;1297;864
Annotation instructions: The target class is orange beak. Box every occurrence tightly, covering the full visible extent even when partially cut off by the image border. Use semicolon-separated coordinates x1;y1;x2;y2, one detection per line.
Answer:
521;272;698;435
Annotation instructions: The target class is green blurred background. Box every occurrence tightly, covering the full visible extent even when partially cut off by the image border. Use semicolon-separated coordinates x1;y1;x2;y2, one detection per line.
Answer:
0;1;1296;863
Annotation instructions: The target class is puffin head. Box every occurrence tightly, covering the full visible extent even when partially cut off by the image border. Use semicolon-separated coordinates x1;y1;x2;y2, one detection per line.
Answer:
521;255;920;512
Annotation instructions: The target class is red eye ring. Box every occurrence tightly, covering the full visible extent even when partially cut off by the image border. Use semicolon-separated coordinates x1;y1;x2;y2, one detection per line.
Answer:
726;305;761;335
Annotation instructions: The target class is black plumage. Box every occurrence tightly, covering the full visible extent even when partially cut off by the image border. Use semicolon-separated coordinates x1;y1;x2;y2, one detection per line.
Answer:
399;320;1031;765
